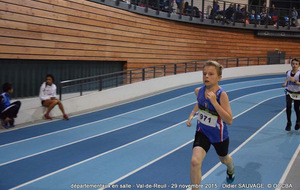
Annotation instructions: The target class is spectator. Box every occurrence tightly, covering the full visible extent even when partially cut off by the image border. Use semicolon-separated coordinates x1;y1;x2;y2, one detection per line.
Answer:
236;4;243;21
214;0;220;13
260;7;268;24
292;7;298;27
39;74;69;120
191;6;201;18
183;2;190;15
250;9;260;24
139;0;145;7
0;83;21;129
269;4;277;25
210;1;221;19
160;0;173;12
240;5;249;23
262;1;266;11
225;3;235;21
269;4;275;16
176;0;183;14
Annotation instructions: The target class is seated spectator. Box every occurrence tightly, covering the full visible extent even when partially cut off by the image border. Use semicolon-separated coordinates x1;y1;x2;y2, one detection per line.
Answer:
138;0;145;7
191;6;201;18
241;6;250;24
236;4;244;21
260;7;268;24
250;10;260;24
39;74;69;120
225;3;235;20
0;83;21;129
183;2;191;15
209;0;221;19
292;7;298;26
176;0;183;14
269;4;277;25
214;0;220;13
160;0;173;12
269;4;275;16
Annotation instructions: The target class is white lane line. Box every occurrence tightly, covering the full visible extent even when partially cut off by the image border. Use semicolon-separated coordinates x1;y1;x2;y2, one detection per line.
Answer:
105;95;285;190
276;145;300;190
10;93;284;189
0;93;192;148
201;107;286;181
229;88;283;103
0;79;284;147
99;140;194;190
1;76;284;135
233;94;284;119
0;103;191;167
1;89;284;167
10;120;189;190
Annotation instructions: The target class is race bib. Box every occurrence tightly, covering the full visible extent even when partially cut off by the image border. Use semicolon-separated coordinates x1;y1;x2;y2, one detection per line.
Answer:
197;109;218;127
289;93;300;100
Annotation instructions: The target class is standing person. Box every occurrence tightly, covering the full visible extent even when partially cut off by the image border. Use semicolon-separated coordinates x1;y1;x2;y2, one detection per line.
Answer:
39;74;69;120
187;61;234;189
0;83;21;129
282;58;300;131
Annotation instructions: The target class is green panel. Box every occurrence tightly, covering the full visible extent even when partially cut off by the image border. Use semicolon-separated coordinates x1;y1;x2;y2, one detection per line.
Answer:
0;59;125;99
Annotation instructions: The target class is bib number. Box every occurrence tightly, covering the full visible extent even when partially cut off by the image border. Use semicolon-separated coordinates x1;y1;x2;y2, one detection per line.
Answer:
197;110;218;127
289;93;300;100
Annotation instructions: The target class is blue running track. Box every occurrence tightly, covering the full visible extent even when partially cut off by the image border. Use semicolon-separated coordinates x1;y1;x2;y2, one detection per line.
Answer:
0;74;299;190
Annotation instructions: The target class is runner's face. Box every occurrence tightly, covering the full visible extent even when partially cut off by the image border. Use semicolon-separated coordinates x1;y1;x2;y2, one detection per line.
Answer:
292;61;300;71
203;66;221;88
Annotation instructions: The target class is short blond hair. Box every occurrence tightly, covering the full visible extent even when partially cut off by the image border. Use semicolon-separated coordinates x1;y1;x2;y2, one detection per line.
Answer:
203;60;223;76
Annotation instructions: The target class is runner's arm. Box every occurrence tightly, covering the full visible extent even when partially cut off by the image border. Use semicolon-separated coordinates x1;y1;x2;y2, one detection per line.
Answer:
187;88;200;127
208;91;233;125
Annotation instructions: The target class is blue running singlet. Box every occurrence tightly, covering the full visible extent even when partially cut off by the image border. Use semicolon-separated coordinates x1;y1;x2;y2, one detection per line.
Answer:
196;86;229;143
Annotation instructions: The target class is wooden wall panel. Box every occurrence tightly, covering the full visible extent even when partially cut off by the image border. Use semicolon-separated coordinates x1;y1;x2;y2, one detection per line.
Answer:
0;0;300;70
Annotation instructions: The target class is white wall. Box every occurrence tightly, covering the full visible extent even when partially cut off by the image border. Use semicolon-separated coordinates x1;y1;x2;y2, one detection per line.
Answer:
15;64;289;125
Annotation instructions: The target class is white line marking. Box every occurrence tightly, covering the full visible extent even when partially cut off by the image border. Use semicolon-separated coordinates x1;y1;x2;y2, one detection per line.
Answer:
106;95;285;190
6;81;285;189
0;103;191;167
202;107;286;181
10;120;189;190
276;145;300;190
0;93;192;148
1;76;284;134
229;88;283;103
233;94;283;119
0;80;284;147
0;89;284;168
99;140;194;190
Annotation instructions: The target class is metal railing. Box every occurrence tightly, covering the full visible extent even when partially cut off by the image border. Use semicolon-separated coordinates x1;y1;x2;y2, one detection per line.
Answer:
59;55;288;100
89;0;300;32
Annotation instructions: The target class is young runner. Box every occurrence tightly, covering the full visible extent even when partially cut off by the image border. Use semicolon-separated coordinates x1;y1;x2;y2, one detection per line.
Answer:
187;61;234;189
282;58;300;131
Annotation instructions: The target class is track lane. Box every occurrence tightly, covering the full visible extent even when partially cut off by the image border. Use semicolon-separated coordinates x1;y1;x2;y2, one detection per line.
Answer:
10;87;284;187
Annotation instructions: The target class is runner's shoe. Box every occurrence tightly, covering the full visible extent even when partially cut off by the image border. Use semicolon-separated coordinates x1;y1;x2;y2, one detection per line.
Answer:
226;168;235;184
9;118;15;128
285;122;292;131
1;120;9;129
295;122;300;130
